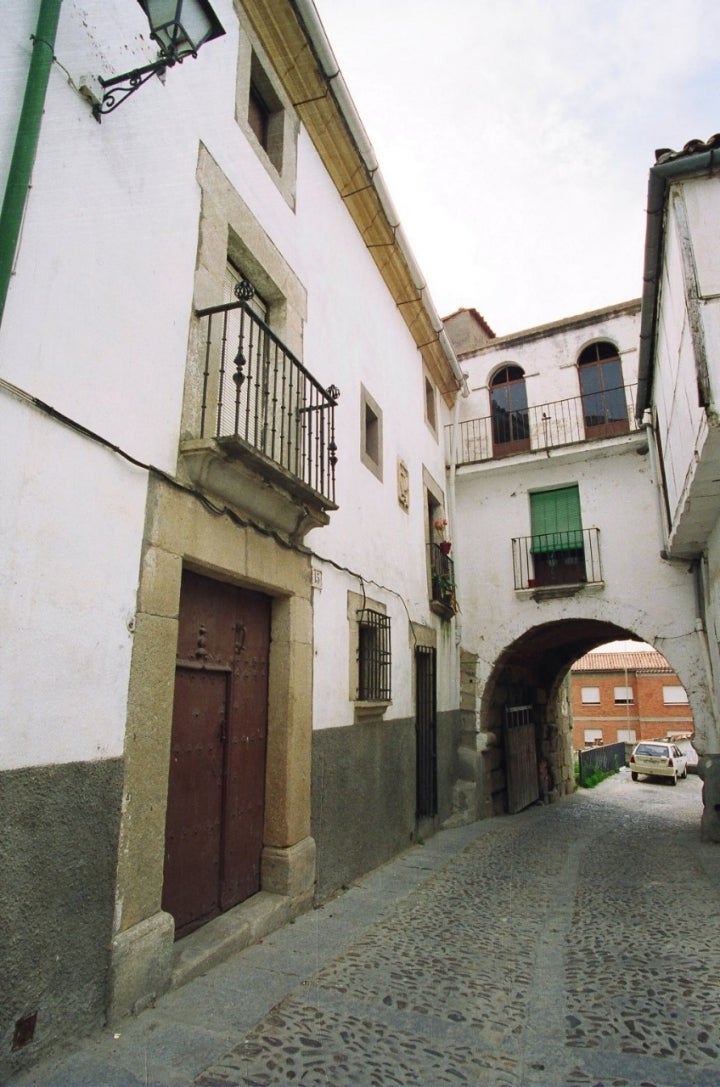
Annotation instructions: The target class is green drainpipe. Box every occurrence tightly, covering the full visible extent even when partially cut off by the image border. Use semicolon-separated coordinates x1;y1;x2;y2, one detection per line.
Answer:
0;0;62;326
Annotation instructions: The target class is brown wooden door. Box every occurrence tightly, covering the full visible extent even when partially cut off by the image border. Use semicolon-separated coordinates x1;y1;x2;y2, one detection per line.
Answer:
162;570;271;937
504;705;540;814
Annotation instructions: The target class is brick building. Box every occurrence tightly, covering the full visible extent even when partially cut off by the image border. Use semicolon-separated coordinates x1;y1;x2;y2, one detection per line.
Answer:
570;648;694;750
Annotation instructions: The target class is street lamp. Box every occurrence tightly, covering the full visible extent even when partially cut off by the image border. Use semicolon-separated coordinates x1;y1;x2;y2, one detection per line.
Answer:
92;0;225;121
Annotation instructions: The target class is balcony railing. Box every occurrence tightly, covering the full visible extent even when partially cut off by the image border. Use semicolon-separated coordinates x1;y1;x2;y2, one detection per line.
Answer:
512;528;603;591
196;299;338;504
430;543;457;612
449;384;638;466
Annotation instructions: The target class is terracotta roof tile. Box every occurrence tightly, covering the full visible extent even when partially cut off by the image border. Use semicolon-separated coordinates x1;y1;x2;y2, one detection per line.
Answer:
655;133;720;165
571;651;673;673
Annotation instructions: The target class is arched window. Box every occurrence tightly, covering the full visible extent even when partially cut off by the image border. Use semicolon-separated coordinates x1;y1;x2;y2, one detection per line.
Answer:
578;342;628;438
490;365;530;455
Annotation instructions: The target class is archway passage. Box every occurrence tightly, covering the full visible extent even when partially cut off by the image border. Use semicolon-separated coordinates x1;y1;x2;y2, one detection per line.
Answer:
481;618;638;815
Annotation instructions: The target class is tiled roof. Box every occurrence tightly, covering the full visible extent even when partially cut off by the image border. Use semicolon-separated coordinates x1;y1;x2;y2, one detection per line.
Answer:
571;651;673;674
655;133;720;165
441;306;496;339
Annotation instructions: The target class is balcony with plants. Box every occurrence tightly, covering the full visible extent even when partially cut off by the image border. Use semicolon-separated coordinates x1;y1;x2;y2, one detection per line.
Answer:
429;519;458;616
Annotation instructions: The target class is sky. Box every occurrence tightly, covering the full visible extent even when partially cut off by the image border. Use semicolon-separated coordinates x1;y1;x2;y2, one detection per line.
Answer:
313;0;720;337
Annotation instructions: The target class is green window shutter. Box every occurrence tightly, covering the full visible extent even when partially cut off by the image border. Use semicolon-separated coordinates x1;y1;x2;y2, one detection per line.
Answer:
531;486;583;552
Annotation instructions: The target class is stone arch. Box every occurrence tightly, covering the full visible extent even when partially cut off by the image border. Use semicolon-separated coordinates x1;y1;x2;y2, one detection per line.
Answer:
476;618;633;814
467;615;714;816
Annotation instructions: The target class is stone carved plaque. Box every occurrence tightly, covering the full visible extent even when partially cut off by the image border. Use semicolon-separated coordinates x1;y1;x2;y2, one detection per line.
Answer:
397;458;410;512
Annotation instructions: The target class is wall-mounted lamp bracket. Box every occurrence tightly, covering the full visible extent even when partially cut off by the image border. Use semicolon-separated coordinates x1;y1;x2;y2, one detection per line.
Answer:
92;60;168;122
91;0;225;123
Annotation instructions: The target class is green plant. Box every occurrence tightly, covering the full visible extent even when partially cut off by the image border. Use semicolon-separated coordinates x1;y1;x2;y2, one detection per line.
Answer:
578;766;618;788
432;573;459;613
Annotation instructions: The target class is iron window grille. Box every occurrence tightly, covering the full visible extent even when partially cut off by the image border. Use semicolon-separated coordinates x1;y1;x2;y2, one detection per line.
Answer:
357;608;391;701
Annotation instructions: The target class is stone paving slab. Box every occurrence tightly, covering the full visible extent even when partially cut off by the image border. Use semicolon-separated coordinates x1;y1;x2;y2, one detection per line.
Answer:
11;771;720;1087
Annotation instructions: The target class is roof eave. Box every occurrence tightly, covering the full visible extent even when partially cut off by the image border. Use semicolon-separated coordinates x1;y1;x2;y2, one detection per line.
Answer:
636;144;720;421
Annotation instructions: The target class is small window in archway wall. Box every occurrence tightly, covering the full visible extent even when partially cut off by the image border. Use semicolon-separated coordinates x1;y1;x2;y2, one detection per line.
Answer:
578;342;629;438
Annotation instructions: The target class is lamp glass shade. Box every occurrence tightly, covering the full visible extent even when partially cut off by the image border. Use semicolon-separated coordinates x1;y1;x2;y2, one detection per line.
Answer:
140;0;225;60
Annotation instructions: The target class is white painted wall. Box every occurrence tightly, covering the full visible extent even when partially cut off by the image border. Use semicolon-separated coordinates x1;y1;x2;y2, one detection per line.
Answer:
300;132;459;726
457;304;641;429
451;306;716;750
651;179;720;531
1;1;459;771
0;397;144;768
648;172;720;751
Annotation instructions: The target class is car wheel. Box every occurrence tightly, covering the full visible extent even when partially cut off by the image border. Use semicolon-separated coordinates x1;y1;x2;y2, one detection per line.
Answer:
671;773;677;785
631;772;638;781
682;768;688;779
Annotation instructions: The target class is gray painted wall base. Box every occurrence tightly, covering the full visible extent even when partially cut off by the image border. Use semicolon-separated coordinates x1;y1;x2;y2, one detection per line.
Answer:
1;759;123;1082
311;711;463;902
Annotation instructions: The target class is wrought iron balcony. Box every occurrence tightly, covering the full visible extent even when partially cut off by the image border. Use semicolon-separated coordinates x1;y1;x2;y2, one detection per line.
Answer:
512;527;603;591
430;542;457;613
195;298;338;505
450;384;638;466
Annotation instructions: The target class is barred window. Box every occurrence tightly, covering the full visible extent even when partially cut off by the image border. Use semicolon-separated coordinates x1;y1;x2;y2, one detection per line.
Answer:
357;609;391;701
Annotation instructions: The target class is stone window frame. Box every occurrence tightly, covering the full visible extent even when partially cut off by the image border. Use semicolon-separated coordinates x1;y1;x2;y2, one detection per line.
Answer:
186;146;307;440
360;384;383;482
234;9;299;209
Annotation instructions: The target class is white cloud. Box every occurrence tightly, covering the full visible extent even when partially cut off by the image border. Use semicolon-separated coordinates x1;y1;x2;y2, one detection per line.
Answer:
314;0;720;332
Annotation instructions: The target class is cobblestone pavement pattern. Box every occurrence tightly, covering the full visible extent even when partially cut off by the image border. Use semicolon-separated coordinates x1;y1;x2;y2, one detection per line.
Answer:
12;770;720;1087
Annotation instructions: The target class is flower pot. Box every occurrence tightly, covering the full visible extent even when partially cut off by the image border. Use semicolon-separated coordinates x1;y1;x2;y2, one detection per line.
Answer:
439;541;452;555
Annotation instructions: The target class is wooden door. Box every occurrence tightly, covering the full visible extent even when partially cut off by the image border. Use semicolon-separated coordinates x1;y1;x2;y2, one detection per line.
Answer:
162;570;271;937
504;705;540;814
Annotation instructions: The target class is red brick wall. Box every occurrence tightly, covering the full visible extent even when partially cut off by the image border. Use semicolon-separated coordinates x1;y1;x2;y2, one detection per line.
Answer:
571;670;693;750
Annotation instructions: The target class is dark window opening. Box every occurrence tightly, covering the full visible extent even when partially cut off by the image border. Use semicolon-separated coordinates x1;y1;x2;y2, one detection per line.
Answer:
578;341;628;437
365;403;380;464
425;376;437;432
490;365;530;455
248;83;270;149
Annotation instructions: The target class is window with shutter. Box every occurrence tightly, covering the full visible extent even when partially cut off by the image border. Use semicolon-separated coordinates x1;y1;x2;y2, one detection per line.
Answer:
530;486;583;553
529;485;586;586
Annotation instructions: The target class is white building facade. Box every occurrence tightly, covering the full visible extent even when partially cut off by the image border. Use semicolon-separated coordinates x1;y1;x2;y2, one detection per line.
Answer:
446;301;713;817
3;4;719;1078
0;1;464;1075
636;135;720;842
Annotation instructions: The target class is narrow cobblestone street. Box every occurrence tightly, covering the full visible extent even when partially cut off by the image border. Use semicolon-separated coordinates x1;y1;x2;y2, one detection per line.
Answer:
13;770;720;1087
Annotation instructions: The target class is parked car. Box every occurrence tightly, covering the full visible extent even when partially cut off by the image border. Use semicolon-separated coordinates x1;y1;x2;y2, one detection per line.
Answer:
629;741;688;785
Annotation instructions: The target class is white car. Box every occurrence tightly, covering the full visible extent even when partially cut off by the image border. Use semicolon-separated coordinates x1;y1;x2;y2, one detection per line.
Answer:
629;741;688;785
